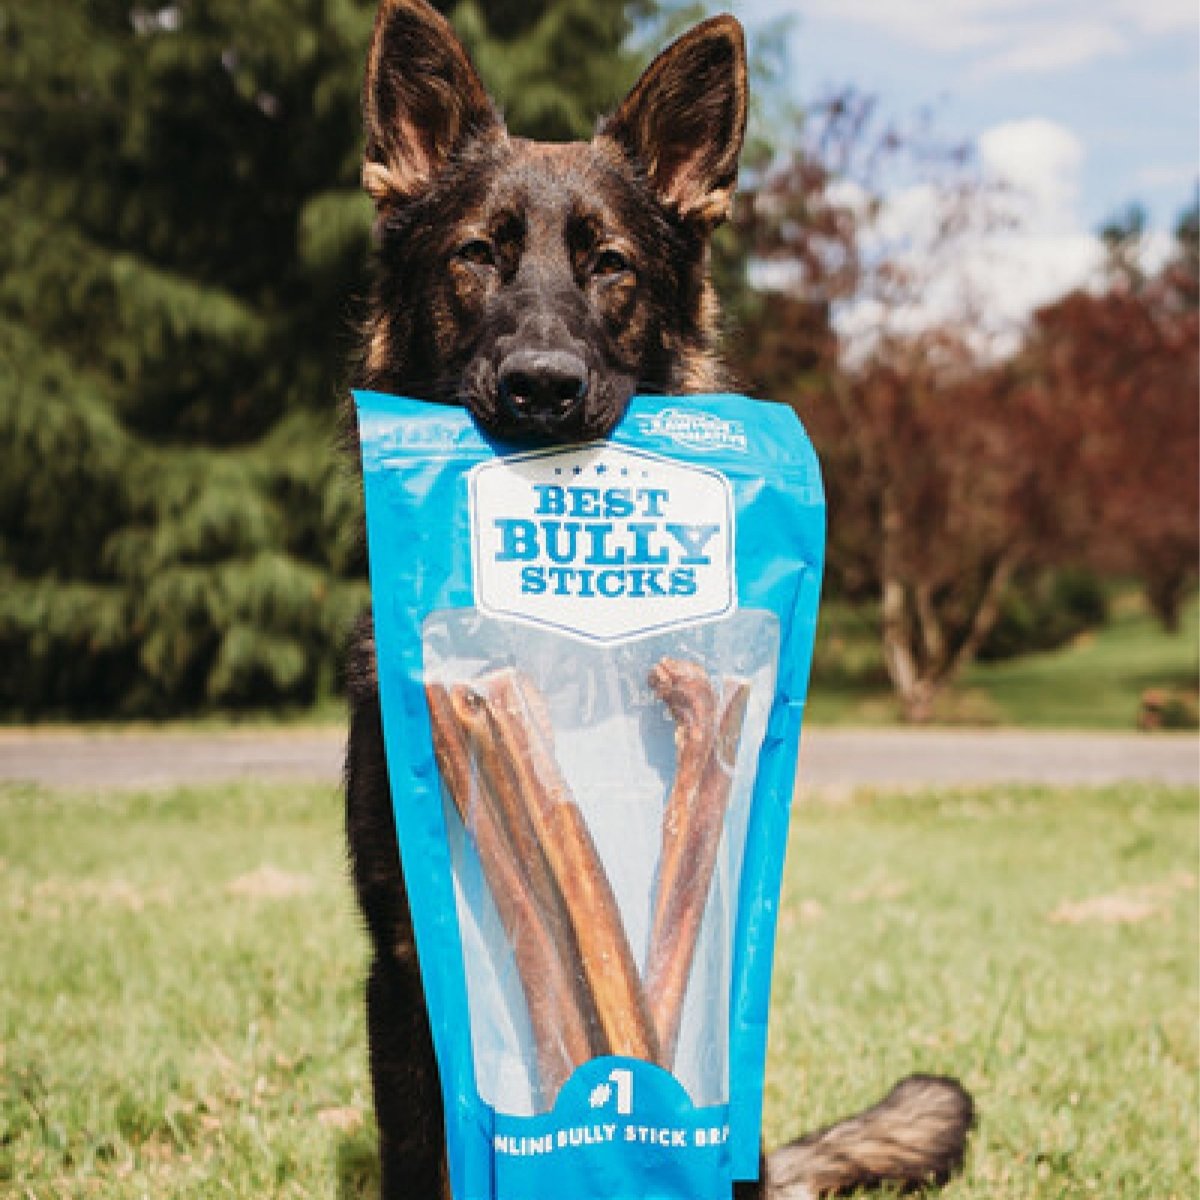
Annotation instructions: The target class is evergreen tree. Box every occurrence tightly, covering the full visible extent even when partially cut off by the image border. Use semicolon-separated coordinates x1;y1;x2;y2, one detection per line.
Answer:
441;0;660;139
0;0;672;715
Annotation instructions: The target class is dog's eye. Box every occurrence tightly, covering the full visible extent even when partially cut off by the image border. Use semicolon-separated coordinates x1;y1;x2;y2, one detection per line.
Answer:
457;239;496;267
593;248;630;277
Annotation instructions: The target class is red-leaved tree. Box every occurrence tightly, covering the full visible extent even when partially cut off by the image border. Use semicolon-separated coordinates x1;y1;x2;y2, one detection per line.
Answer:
1022;231;1199;629
728;94;1097;719
797;332;1086;721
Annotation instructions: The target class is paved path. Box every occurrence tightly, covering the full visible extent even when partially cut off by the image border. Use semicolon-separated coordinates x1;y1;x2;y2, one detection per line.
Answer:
0;726;1193;791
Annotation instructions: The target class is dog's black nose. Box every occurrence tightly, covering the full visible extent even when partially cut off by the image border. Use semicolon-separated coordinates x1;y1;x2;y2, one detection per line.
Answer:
498;349;589;426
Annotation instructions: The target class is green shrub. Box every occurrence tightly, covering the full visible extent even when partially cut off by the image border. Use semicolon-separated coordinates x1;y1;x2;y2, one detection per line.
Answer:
978;569;1109;662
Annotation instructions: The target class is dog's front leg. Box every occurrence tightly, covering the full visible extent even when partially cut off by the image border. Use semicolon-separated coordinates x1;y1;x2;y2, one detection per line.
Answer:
366;952;448;1198
346;615;450;1199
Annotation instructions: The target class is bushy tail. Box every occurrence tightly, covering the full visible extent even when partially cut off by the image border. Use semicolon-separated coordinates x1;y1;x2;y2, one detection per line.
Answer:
765;1075;975;1199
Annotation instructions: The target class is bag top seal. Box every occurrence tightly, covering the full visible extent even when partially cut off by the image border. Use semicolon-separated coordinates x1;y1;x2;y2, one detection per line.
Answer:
354;391;825;496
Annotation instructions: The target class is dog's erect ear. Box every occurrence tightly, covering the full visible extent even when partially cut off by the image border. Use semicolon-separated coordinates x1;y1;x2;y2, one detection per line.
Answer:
362;0;501;204
600;15;747;228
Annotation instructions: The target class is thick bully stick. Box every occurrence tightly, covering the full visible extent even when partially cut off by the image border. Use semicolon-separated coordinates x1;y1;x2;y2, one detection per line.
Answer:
444;681;605;1053
646;665;751;1066
457;669;661;1065
441;683;566;955
426;683;593;1101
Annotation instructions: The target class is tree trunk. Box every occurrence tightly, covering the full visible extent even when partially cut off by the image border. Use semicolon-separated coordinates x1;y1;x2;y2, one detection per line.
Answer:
900;677;939;723
879;485;942;723
1147;569;1188;634
881;581;942;722
879;529;1025;722
942;546;1024;683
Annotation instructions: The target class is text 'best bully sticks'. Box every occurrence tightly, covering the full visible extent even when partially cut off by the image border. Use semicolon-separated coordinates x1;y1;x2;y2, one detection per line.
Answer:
425;659;749;1103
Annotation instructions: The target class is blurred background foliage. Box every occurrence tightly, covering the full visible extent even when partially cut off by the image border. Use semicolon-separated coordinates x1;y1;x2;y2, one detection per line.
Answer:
1;0;1196;720
0;0;682;715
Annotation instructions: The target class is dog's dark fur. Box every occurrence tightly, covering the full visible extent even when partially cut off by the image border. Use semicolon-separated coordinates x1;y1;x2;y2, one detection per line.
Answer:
345;3;974;1196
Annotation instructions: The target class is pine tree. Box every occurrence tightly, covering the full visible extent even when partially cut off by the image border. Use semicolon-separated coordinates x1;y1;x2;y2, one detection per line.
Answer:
440;0;667;139
0;0;671;715
1;0;378;714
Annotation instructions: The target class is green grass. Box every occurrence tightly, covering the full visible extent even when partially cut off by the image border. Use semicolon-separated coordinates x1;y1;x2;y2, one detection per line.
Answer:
963;593;1199;728
2;781;1196;1197
0;782;376;1198
766;783;1197;1198
807;591;1199;728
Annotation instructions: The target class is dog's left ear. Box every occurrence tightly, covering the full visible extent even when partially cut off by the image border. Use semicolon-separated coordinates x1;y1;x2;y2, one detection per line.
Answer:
362;0;501;205
600;15;747;228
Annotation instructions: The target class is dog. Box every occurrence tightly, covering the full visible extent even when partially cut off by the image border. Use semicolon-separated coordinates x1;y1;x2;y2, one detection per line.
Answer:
345;2;974;1196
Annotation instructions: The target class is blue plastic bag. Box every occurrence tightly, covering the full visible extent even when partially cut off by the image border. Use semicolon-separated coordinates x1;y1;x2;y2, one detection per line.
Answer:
355;392;824;1200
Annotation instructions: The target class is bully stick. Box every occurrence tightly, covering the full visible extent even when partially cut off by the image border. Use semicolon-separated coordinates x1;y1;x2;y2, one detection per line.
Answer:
426;682;594;1100
646;659;719;946
442;682;565;951
455;669;661;1065
646;665;752;1066
444;680;605;1054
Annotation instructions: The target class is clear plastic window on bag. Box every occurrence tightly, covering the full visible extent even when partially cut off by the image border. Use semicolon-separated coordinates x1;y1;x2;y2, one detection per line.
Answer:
423;608;779;1117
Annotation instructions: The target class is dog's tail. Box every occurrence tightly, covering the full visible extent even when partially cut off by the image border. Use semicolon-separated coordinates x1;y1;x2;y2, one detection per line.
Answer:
764;1075;975;1198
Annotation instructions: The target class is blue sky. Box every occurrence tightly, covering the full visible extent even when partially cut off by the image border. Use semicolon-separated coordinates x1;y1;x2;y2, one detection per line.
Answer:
736;0;1198;232
730;0;1198;331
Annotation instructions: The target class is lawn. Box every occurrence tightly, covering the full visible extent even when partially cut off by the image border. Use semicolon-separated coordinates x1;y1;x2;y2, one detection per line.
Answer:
963;593;1200;728
807;591;1199;729
1;780;1195;1198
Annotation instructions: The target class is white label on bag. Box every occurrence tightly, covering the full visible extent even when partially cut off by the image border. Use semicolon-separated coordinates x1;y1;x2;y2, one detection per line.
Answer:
469;444;736;643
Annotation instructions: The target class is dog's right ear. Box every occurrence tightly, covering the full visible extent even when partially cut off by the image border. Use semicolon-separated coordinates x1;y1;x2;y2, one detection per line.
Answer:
600;15;747;229
362;0;501;205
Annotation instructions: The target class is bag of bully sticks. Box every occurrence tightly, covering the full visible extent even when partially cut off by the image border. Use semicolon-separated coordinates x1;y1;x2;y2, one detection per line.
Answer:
355;390;825;1200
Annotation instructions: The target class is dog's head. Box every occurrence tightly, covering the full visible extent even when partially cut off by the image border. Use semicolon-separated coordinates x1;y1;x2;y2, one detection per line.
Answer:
358;0;747;441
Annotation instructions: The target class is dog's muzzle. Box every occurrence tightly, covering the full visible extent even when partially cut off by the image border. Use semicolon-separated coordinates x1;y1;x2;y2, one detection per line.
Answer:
497;348;589;432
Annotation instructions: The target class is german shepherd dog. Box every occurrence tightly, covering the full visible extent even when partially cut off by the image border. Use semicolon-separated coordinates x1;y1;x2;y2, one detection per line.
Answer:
345;2;974;1196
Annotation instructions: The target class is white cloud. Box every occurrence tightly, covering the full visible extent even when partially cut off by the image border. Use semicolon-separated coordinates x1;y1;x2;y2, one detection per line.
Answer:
1110;0;1200;34
773;0;1198;76
973;23;1126;77
979;118;1085;231
826;117;1112;355
794;0;1003;53
959;231;1106;325
868;182;937;247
